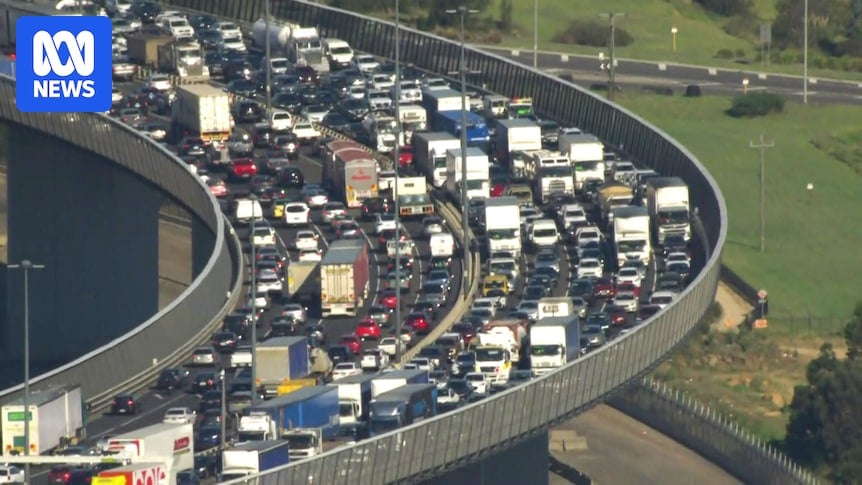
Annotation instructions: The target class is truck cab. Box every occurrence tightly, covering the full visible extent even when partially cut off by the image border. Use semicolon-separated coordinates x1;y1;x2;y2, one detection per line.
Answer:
283;428;323;460
474;345;512;385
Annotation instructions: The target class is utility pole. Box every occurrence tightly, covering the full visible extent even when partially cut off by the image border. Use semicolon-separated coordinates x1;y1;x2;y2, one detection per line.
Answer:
750;135;774;253
598;12;626;101
803;0;808;104
265;0;272;115
532;0;538;69
394;0;403;363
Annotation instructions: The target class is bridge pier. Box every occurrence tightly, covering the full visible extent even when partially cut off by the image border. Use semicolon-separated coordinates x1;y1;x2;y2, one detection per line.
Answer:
4;124;160;369
418;430;550;485
191;213;215;279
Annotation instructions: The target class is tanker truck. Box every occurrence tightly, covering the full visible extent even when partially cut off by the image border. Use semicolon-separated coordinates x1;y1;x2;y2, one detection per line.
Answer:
251;19;329;74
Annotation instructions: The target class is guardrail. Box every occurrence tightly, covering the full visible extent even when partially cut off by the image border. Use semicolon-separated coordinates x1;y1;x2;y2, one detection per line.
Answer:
158;0;725;483
609;378;818;484
0;55;241;412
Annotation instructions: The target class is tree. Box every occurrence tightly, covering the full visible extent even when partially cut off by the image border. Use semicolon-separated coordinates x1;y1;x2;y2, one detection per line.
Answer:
785;304;862;481
499;0;513;31
773;0;852;49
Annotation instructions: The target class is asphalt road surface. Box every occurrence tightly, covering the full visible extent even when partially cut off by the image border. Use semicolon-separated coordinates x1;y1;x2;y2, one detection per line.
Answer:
479;45;862;104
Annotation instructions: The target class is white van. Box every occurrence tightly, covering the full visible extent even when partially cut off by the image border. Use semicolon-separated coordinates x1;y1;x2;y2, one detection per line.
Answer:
235;198;263;225
649;291;676;309
429;233;455;258
529;219;559;248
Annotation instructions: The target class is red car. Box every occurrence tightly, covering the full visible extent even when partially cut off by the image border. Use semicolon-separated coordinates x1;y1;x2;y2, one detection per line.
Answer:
406;311;431;335
398;145;413;167
379;288;400;311
592;277;616;300
206;178;229;198
615;281;641;298
230;158;257;180
490;182;506;197
355;318;381;340
338;334;361;354
605;305;628;327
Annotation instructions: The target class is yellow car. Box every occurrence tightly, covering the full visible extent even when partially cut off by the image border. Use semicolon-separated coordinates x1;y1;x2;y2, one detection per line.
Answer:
271;199;288;219
482;274;510;297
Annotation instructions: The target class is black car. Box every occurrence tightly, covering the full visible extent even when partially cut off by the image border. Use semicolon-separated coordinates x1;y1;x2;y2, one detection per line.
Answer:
192;372;219;393
260;157;291;176
232;100;265;123
271;134;300;158
277;167;305;189
321;111;351;133
223;312;252;337
194;426;221;451
110;394;140;415
211;330;239;353
272;92;304;113
361;196;394;219
177;469;201;485
198;390;222;413
251;124;274;148
227;78;258;98
130;0;161;22
193;454;220;478
327;346;352;364
156;367;189;390
178;136;207;157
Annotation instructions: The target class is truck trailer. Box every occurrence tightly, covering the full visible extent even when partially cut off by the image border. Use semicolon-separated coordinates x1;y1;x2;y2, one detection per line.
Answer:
322;139;379;208
396;176;434;218
368;384;438;437
1;385;83;455
256;336;310;399
613;206;652;267
105;422;194;485
219;440;291;481
370;369;429;398
530;316;581;375
445;147;490;203
494;119;542;173
170;84;231;143
413;132;460;188
559;133;605;191
320;239;370;318
483;196;521;257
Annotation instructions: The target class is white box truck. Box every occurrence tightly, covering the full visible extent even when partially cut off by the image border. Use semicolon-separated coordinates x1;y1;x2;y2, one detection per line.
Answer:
559;133;605;191
646;177;691;244
105;422;194;485
484;196;521;257
330;373;377;425
220;440;291;481
613;206;651;267
170;84;232;144
1;385;83;455
320;239;370;317
530;316;581;375
370;369;428;398
413;132;460;188
445;147;490;202
537;297;573;321
494;119;542;174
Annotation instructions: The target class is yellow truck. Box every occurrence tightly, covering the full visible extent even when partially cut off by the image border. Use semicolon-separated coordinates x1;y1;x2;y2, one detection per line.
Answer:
276;378;318;396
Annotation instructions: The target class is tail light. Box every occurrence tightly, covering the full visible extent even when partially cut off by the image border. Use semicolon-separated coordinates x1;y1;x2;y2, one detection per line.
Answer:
127;399;134;405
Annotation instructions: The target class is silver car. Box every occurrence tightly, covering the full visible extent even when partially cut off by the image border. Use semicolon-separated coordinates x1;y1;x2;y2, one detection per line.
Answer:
191;346;218;366
532;250;560;274
281;303;307;324
227;132;253;156
422;216;445;237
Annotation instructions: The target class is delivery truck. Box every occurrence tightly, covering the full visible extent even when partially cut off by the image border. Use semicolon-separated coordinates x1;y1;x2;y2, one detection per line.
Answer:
1;385;84;455
445;147;490;203
219;440;291;481
413;132;460;188
126;33;172;67
256;336;310;399
322;140;380;208
537;296;574;320
613;206;651;267
421;88;464;119
330;373;378;425
559;133;605;192
530;315;581;375
242;386;339;460
645;177;691;245
104;422;194;485
494;119;542;173
369;384;438;437
479;319;528;362
156;40;207;78
320;239;370;318
170;84;232;144
484;196;521;257
371;369;429;398
396;176;435;218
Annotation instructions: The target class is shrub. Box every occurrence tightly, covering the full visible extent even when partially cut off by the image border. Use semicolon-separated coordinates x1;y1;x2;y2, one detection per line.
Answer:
734;48;747;58
715;48;735;59
552;20;634;47
723;14;758;38
726;92;785;118
695;0;754;17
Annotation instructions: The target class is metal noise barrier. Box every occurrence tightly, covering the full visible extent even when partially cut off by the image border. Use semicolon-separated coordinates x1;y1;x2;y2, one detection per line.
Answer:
87;218;244;413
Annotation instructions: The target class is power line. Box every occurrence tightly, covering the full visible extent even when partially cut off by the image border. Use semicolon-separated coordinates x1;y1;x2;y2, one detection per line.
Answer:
749;134;774;252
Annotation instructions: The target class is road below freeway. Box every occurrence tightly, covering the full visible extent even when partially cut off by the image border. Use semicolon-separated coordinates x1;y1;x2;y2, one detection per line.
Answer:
478;45;862;104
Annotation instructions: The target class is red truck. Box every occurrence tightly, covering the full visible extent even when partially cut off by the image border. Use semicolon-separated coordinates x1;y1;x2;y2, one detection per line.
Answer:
320;239;370;318
91;463;165;485
322;140;379;208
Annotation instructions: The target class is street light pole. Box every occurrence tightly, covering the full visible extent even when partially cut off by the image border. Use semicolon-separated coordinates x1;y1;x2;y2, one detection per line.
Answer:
599;12;626;101
8;259;46;485
249;196;259;404
532;0;538;69
219;366;227;449
749;134;774;253
393;0;403;363
803;0;808;104
265;0;273;114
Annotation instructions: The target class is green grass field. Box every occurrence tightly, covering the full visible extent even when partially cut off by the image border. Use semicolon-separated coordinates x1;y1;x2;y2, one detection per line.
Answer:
487;0;862;81
611;93;862;326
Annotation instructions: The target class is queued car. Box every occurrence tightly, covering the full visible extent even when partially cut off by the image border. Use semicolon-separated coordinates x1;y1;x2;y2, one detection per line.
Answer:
110;394;140;415
355;318;381;341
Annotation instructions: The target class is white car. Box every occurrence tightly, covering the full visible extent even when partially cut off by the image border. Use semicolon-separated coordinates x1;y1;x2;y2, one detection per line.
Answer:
332;362;362;380
298;248;322;262
252;225;276;247
294;230;320;251
465;372;489;394
216;21;243;40
437;387;461;406
256;268;283;293
163;407;195;424
379;337;398;356
577;258;603;279
0;465;24;483
561;204;588;227
409;357;433;372
575;226;602;246
615;267;642;286
374;213;397;235
220;33;246;53
649;291;677;309
422;77;449;90
270;110;293;132
666;251;692;266
112;87;123;104
369;74;394;91
292;121;320;142
147;74;172;91
322;202;347;223
612;291;639;313
361;349;389;370
283;202;310;227
353;54;380;74
248;290;270;310
471;297;501;315
165;18;194;39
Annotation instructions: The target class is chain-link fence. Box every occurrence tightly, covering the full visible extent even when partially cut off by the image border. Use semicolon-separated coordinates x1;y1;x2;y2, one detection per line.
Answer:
0;67;242;411
609;378;819;484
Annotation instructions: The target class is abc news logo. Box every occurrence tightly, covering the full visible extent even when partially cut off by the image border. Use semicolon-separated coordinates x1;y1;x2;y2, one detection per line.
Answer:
16;16;111;113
